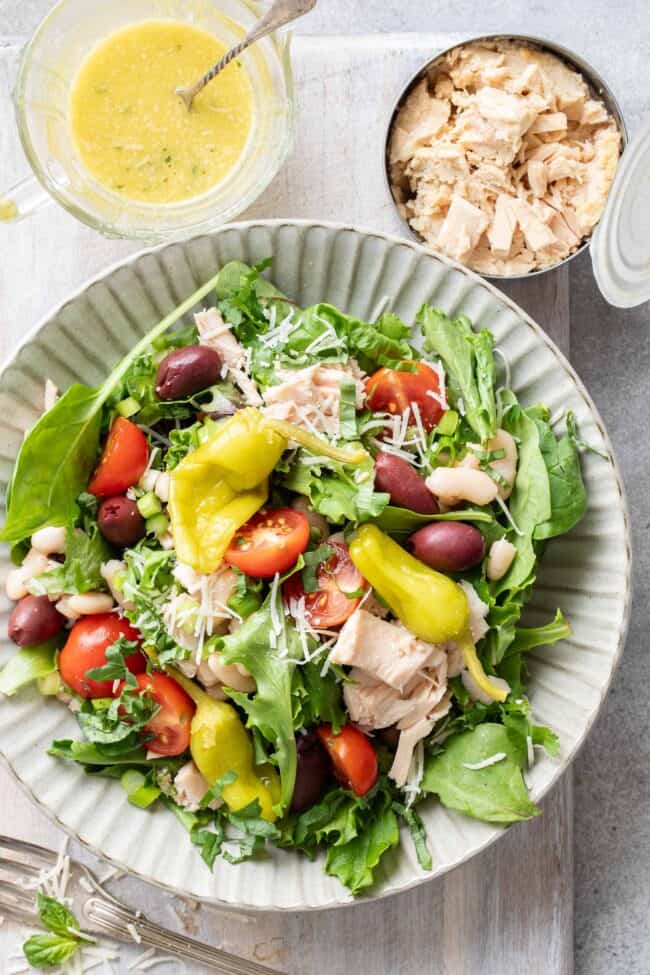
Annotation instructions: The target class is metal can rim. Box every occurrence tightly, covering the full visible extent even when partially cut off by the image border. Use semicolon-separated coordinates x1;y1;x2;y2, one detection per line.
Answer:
383;32;628;281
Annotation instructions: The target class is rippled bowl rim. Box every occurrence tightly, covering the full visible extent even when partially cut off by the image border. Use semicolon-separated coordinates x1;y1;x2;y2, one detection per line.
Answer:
0;220;632;911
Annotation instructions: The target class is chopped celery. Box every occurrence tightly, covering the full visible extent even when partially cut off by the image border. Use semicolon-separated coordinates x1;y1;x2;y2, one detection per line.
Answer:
116;397;141;418
146;513;169;537
137;492;162;519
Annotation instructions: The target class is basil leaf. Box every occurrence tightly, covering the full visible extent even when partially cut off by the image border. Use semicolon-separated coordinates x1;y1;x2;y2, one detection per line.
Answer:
36;893;81;938
393;803;432;871
300;543;334;593
23;933;79;968
338;376;359;440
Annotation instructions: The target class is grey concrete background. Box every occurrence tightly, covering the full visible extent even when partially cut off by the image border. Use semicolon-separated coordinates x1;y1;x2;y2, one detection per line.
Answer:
1;2;648;973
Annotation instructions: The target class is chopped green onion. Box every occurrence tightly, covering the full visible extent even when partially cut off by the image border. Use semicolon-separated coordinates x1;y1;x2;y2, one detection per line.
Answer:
121;770;161;809
137;492;162;519
37;671;62;696
146;513;169;538
116;396;141;418
436;411;458;436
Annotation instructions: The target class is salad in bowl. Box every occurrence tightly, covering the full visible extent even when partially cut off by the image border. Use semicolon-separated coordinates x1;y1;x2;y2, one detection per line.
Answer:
0;260;588;895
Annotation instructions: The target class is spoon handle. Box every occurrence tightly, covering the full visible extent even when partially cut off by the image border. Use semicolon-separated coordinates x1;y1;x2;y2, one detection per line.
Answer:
178;0;317;108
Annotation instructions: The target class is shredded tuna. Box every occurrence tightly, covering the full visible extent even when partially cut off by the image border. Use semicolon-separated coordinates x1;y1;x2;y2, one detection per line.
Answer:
389;39;621;274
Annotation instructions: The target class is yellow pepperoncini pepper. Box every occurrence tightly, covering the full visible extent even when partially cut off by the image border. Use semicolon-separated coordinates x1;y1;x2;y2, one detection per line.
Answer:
169;408;367;573
349;525;506;702
171;670;280;821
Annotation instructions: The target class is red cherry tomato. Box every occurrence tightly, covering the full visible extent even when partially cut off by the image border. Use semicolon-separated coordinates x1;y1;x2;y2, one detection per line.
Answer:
317;724;378;797
120;672;195;757
58;614;145;699
365;361;446;432
283;541;367;628
88;418;149;497
225;508;310;578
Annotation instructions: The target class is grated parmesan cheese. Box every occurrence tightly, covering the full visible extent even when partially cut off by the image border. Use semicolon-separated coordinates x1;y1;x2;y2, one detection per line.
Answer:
463;752;507;770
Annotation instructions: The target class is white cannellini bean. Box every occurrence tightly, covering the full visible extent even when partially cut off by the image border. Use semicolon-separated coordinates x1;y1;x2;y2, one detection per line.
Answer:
55;597;81;621
485;429;518;500
100;560;134;610
159;532;175;551
461;669;511;706
196;660;220;688
486;538;518;581
426;467;499;507
5;569;30;601
139;469;160;493
64;592;114;615
155;471;170;503
22;549;53;577
31;526;67;556
207;652;256;693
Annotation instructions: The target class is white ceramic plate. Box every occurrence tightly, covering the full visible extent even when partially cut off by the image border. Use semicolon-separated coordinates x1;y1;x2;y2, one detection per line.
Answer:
0;221;631;910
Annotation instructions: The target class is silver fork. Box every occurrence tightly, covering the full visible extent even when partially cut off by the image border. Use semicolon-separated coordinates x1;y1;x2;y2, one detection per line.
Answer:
0;835;283;974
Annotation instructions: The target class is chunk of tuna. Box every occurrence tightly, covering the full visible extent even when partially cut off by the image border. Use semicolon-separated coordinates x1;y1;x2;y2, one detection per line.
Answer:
331;610;439;690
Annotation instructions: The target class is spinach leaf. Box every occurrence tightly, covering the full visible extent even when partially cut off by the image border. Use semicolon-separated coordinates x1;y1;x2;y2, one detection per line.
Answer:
495;392;551;594
49;738;169;767
373;504;495;538
418;306;497;443
531;411;587;540
421;723;539;824
1;269;225;544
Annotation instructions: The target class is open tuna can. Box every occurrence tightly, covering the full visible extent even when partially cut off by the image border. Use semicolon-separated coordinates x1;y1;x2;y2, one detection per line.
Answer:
385;34;633;288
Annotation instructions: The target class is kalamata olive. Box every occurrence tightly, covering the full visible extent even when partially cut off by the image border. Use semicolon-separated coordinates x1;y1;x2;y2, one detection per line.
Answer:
155;345;222;401
408;521;485;573
291;732;332;813
374;452;438;514
98;496;146;548
8;595;65;647
377;726;401;750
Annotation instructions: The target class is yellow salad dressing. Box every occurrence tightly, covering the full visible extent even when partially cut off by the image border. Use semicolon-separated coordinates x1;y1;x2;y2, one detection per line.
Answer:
70;20;254;204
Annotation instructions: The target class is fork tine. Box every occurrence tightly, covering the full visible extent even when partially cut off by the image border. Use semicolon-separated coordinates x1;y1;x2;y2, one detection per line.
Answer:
0;835;59;872
0;877;40;921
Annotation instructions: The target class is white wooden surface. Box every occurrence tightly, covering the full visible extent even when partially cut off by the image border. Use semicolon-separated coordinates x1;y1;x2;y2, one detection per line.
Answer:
0;34;573;974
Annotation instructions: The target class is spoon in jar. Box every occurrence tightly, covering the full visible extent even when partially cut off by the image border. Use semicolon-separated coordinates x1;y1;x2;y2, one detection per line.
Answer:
176;0;318;111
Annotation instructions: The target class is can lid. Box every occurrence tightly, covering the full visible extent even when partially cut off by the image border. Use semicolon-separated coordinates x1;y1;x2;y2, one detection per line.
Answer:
591;116;650;308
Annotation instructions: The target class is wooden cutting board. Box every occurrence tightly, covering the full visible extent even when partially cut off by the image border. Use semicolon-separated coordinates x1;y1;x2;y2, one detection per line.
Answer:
0;33;572;974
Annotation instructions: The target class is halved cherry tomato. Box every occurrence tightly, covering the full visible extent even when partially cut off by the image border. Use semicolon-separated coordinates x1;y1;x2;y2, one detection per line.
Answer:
119;672;195;757
58;614;145;699
317;724;378;797
224;508;310;579
88;417;149;497
283;541;367;628
365;361;446;432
